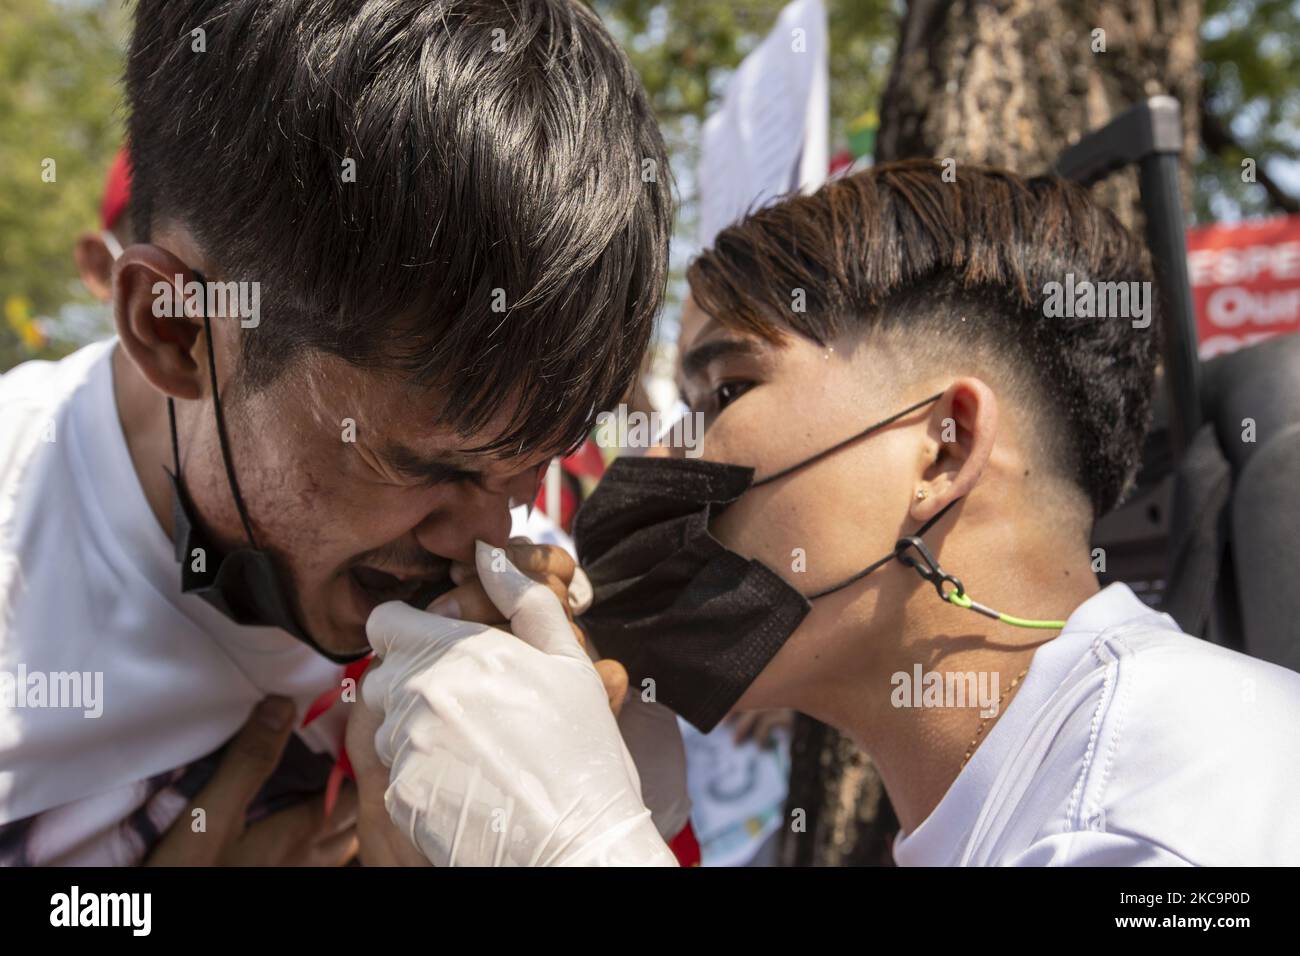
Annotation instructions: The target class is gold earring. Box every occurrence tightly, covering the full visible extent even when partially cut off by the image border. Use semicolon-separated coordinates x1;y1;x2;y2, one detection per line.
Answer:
915;489;928;501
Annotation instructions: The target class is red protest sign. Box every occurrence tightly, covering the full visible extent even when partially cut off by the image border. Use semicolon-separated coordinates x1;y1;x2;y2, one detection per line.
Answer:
1187;214;1300;359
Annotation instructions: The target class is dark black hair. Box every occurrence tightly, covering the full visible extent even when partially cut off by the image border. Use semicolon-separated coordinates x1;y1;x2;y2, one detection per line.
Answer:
126;0;672;456
688;159;1159;517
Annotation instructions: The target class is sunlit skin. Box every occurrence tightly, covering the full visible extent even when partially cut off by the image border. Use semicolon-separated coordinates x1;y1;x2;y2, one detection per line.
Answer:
678;291;1101;833
111;223;555;658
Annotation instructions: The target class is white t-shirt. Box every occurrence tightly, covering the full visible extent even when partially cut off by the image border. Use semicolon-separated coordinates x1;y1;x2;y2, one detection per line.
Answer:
0;341;347;865
893;582;1300;866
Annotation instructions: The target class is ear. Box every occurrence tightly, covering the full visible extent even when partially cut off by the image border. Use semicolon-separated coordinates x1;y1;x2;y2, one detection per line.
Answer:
112;244;205;401
909;378;998;524
73;233;115;302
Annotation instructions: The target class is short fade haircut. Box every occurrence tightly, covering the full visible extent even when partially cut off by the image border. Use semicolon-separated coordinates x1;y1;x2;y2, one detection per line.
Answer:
687;159;1158;518
126;0;671;456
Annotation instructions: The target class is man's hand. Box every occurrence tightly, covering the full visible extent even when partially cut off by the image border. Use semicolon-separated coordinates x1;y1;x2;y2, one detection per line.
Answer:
347;539;634;865
346;539;685;863
147;697;359;866
358;540;677;866
431;538;628;714
345;701;431;867
346;668;691;863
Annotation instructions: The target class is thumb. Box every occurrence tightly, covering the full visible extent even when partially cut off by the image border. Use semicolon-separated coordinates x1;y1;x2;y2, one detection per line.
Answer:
201;696;297;831
475;539;585;660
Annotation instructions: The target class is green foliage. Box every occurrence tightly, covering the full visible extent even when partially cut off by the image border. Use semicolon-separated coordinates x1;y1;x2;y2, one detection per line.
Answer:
596;0;895;141
0;0;1295;371
0;0;126;370
1197;0;1300;221
594;0;895;229
591;0;896;331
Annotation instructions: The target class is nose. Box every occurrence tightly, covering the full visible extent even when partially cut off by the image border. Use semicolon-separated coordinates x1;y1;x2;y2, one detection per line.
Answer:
410;464;546;564
501;460;548;509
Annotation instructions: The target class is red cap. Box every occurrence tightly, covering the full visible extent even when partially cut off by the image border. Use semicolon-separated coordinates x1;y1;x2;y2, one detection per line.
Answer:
100;147;133;232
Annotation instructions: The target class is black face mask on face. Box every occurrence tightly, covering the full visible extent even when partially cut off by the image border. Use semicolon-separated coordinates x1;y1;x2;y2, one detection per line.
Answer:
573;392;961;732
166;272;451;665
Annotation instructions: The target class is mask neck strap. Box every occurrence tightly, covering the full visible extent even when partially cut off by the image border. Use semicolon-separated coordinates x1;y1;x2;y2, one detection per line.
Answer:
165;269;260;550
751;391;944;490
805;497;962;600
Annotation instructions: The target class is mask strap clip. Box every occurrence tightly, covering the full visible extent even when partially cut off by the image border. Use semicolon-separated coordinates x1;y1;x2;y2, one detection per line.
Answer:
895;535;965;602
894;523;1067;631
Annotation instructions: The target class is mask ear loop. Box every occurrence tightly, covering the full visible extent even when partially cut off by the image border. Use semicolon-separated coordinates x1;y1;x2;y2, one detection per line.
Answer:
164;269;260;550
804;496;959;600
751;392;945;489
807;497;1067;631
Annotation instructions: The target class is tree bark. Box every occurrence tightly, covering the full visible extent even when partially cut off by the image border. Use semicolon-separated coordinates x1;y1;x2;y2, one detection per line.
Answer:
876;0;1201;227
780;0;1202;867
779;716;898;867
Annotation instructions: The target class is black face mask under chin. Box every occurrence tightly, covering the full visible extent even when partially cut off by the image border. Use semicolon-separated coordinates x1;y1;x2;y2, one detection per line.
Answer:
573;392;957;733
166;281;449;665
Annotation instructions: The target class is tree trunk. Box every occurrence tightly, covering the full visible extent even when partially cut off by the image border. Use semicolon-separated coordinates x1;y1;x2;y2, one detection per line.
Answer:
779;715;898;867
876;0;1201;225
780;0;1201;867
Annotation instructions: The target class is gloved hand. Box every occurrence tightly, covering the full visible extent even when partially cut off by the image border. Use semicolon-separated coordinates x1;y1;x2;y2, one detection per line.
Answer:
616;694;691;840
362;540;678;867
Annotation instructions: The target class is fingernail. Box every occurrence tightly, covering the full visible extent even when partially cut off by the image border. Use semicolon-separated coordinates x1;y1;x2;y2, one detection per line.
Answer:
257;697;293;730
427;597;460;619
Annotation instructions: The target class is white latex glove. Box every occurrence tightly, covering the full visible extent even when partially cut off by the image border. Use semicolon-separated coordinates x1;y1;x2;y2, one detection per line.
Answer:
567;556;691;841
617;695;691;840
362;540;678;867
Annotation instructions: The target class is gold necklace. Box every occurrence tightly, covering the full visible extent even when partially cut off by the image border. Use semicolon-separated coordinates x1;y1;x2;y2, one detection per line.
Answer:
960;667;1029;769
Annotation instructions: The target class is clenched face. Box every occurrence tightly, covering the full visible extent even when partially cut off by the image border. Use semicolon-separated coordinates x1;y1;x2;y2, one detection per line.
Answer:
177;330;554;657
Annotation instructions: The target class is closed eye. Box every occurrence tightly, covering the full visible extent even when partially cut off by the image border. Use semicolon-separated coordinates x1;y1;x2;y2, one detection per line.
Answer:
380;445;486;488
403;463;485;489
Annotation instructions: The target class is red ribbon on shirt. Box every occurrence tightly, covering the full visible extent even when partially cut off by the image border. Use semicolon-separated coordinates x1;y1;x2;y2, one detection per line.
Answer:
301;656;373;818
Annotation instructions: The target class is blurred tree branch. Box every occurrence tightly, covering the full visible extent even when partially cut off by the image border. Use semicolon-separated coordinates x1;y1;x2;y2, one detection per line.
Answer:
1201;90;1300;214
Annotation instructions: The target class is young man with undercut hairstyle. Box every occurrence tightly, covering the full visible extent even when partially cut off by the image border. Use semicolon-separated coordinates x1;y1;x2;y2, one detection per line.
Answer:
354;160;1300;867
0;0;671;865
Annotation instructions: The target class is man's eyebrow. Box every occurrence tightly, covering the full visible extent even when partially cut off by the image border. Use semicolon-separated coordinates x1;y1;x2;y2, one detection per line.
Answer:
681;337;764;381
379;444;483;484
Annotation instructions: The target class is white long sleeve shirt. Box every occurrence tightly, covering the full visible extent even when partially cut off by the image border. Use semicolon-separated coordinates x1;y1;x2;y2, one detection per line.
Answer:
0;341;345;864
893;582;1300;866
